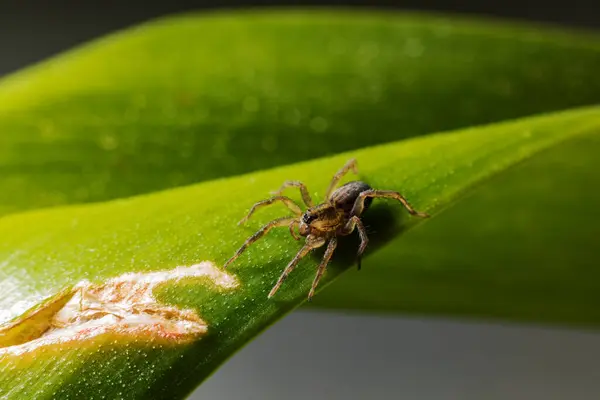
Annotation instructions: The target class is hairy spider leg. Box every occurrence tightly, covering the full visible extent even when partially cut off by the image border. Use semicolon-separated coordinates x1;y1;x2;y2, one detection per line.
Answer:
325;158;359;200
342;215;369;270
271;180;314;207
268;235;327;298
288;219;300;240
350;190;430;219
238;196;303;226
308;237;338;300
224;217;297;268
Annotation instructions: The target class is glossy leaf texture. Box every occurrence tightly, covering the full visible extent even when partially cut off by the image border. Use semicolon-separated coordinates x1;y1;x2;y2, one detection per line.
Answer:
0;106;598;398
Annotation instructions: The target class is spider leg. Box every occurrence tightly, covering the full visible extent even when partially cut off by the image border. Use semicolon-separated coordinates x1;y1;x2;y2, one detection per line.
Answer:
268;235;327;298
238;196;303;225
350;189;429;219
308;237;338;300
342;216;369;270
271;180;314;207
325;158;359;199
224;217;297;268
288;219;300;240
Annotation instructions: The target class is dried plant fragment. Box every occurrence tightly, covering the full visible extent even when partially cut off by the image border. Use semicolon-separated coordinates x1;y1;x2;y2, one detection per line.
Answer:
0;262;239;356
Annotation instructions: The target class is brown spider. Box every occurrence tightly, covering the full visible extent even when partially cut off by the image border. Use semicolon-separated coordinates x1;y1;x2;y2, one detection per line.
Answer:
223;159;429;300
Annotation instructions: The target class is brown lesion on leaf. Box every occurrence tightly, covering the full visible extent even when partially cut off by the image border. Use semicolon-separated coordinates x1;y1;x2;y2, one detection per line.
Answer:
0;262;239;356
0;287;77;348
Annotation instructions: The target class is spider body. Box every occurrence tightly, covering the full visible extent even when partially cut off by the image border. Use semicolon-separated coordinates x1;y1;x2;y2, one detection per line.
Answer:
224;159;429;300
329;180;373;216
299;181;372;237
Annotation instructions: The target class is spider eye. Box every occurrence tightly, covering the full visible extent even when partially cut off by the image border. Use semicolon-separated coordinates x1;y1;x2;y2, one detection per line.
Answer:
302;213;316;224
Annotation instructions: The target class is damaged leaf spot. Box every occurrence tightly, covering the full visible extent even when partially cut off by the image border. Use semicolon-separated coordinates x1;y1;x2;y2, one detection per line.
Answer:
0;262;239;356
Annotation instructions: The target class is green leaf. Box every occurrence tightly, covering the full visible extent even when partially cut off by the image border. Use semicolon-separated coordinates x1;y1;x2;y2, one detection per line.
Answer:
1;10;600;216
1;105;599;398
2;10;600;397
313;129;600;327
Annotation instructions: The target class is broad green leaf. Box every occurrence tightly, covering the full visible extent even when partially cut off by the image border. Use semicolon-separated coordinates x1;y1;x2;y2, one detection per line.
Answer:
1;10;600;396
1;11;600;216
313;130;600;327
0;105;599;398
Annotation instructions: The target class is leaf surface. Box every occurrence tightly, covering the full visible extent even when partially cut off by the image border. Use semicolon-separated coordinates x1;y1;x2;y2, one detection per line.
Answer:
0;105;599;398
1;11;599;216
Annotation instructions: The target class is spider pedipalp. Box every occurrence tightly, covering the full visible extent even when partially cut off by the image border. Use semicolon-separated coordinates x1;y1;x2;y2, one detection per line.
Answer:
224;158;429;300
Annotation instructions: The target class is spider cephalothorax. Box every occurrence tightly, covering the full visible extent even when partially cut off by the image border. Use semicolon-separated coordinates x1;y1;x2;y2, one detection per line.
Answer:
224;159;429;300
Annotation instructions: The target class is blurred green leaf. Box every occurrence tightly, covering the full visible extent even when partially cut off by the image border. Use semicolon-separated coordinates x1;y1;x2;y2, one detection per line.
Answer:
1;10;599;216
1;105;598;398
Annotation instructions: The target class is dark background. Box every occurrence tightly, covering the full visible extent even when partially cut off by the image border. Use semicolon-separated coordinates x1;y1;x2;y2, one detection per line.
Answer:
2;1;599;399
0;0;599;78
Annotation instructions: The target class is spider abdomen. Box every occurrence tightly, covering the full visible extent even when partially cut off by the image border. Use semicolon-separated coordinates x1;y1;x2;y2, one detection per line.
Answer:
330;181;372;216
225;158;428;301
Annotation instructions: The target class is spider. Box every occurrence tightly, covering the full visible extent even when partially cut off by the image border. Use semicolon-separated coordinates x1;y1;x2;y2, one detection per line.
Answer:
223;159;429;300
